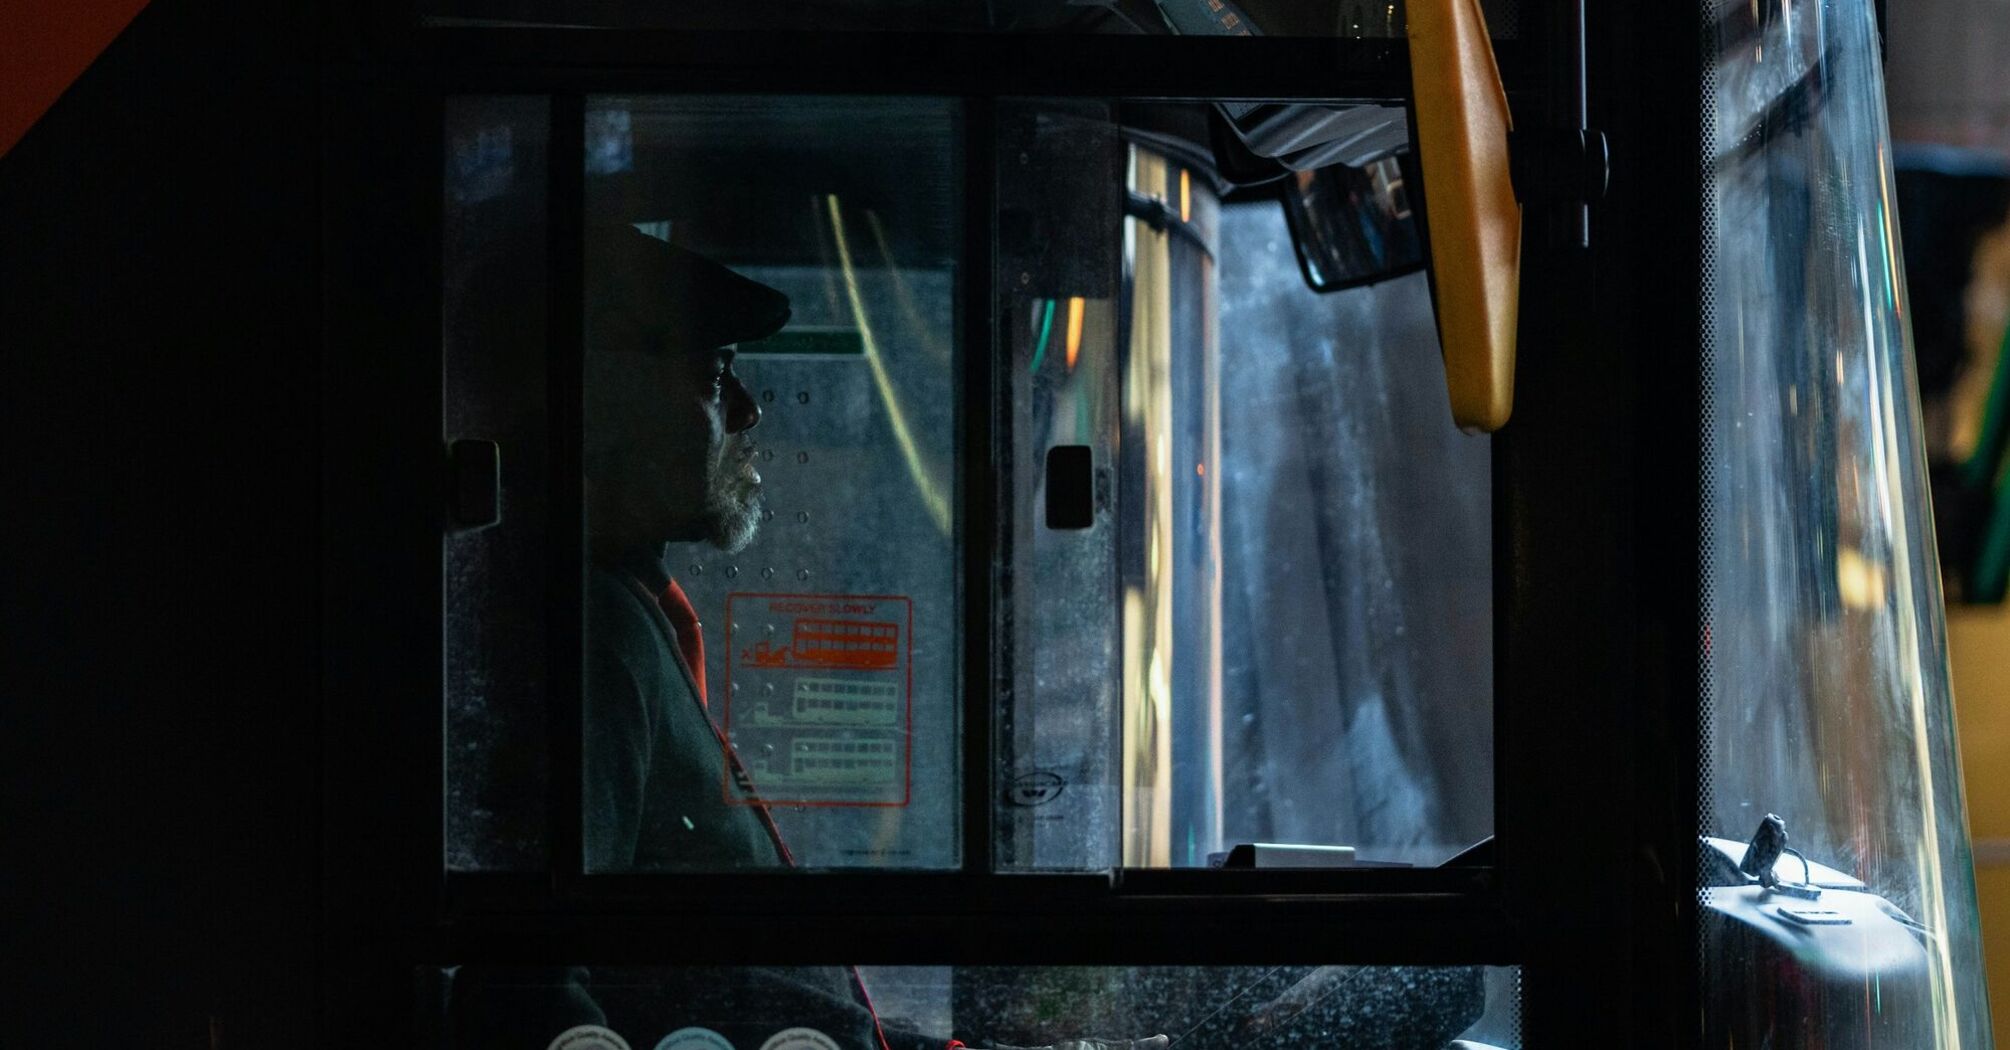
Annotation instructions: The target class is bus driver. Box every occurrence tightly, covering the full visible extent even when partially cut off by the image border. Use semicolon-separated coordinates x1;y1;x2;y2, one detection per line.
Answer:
450;225;1166;1050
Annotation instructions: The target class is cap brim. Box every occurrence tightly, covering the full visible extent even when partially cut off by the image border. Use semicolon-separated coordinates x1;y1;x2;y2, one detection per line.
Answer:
586;225;792;354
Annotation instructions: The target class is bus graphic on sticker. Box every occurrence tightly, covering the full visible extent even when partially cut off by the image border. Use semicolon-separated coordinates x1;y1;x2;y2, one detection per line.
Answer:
746;734;899;787
793;678;899;724
791;617;898;670
737;618;898;671
723;593;912;807
789;736;898;783
748;677;899;728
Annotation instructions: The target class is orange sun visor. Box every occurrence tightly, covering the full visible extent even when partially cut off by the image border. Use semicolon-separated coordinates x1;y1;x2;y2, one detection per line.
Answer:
1407;0;1521;432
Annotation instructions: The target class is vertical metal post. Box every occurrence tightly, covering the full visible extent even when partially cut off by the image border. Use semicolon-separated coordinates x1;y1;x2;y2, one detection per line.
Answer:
962;97;999;879
1569;0;1589;247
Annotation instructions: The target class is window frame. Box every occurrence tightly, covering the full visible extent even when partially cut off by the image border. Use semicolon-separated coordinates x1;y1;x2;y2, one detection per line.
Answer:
450;83;1520;916
319;3;1710;1044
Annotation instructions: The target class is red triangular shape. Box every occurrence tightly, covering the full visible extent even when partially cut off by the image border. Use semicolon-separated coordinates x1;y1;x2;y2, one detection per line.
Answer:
0;0;154;160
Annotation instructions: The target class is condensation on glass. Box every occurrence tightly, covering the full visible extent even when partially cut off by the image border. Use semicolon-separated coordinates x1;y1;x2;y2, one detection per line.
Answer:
998;103;1490;870
581;96;961;871
420;0;1520;38
428;963;1521;1050
1213;214;1490;867
444;96;551;872
1701;0;1991;1044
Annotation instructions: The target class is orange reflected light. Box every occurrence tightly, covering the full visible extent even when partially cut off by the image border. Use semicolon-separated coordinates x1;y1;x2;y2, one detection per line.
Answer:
1179;169;1191;223
1195;462;1205;477
1837;546;1888;611
1065;295;1086;371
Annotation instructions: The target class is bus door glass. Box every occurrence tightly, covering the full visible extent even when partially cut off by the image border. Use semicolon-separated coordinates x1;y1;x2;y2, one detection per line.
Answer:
1700;0;1992;1042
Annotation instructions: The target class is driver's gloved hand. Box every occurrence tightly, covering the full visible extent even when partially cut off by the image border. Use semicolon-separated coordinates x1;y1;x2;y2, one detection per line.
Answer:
994;1036;1170;1050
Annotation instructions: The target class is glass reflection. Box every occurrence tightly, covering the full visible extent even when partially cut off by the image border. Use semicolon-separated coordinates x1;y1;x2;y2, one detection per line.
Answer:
1701;0;1990;1044
1120;145;1223;866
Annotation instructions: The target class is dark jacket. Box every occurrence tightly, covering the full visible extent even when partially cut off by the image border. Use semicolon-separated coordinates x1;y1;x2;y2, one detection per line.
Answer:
583;556;778;872
448;553;938;1050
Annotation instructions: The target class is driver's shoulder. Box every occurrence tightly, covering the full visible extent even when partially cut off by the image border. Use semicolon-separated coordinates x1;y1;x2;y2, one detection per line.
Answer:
586;563;677;668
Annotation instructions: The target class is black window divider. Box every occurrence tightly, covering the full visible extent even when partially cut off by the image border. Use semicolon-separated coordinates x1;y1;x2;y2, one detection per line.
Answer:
413;893;1517;967
962;96;999;880
546;89;588;897
410;31;1494;100
445;865;1497;910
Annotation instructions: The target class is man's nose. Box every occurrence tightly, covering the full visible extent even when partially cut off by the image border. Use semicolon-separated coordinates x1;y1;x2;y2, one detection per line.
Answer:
723;374;761;434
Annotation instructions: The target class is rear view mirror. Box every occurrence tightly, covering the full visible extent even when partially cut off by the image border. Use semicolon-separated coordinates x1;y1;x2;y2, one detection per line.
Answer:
1211;100;1426;292
1179;0;1521;432
1278;152;1428;292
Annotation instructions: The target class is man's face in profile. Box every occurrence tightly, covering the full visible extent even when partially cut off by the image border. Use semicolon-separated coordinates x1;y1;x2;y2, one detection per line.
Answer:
586;335;766;553
583;229;788;556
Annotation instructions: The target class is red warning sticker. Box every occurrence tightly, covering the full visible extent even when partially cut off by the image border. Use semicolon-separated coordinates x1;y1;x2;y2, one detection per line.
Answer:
722;593;912;808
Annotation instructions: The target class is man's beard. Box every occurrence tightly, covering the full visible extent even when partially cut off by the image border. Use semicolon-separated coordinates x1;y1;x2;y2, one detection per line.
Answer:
703;442;764;553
